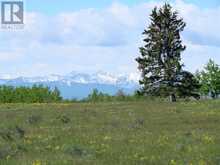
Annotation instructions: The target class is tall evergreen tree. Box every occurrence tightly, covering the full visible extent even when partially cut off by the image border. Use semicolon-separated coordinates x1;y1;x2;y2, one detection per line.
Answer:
136;4;188;101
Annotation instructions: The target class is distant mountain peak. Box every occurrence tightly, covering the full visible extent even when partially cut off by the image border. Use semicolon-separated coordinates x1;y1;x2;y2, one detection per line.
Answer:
0;71;140;99
0;71;140;86
60;71;140;85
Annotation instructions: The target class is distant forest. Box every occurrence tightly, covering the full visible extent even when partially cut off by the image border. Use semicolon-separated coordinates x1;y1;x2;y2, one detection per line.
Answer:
0;85;62;103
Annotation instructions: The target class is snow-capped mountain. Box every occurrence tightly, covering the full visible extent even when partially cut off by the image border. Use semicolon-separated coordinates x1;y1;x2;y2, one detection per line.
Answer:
0;71;140;99
64;71;140;86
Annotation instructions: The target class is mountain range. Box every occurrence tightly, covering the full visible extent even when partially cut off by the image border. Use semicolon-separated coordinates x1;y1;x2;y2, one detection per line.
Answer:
0;71;140;99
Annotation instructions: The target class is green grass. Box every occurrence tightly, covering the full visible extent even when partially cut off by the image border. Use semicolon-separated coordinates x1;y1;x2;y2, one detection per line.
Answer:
0;100;219;164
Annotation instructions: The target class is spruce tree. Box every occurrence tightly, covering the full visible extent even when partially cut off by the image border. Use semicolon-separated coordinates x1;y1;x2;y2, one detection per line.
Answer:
136;4;186;101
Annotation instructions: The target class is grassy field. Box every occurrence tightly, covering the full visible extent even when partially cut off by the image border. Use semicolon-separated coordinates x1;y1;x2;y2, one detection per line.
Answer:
0;101;219;164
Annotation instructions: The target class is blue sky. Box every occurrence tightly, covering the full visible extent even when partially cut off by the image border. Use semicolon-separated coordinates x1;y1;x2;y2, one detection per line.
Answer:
26;0;220;14
0;0;220;78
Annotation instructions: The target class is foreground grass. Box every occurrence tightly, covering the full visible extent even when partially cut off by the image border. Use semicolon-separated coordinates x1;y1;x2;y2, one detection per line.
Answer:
0;100;219;164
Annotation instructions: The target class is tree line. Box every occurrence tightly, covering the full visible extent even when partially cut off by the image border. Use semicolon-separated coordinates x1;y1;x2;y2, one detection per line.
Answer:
82;89;144;102
0;85;62;103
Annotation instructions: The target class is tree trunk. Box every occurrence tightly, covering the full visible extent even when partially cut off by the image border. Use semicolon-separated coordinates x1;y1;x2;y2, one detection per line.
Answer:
211;92;218;99
169;94;176;102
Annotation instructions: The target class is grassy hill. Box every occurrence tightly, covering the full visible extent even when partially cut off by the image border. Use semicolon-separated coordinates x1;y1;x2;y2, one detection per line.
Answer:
0;100;219;164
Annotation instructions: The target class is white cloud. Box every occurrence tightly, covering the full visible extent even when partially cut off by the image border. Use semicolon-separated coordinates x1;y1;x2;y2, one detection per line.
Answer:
0;0;219;77
175;0;220;47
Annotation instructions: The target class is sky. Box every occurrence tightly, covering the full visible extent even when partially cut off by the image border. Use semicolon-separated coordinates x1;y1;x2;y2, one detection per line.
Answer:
0;0;220;78
26;0;220;14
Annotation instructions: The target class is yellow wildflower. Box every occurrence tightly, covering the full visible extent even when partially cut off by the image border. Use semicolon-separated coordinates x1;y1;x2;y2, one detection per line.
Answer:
170;159;176;165
202;134;214;144
55;146;60;150
103;136;112;141
32;160;41;165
